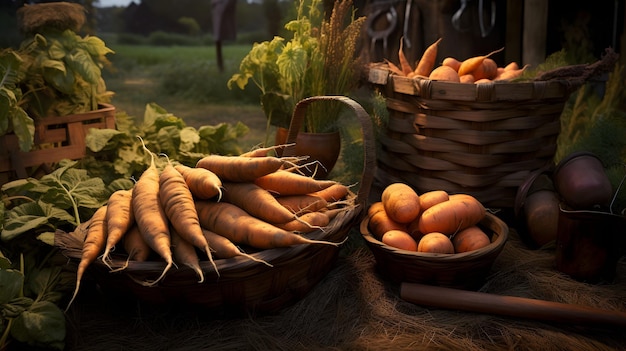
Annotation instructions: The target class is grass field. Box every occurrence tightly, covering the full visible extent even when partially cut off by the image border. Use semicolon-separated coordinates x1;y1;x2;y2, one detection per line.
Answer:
102;43;270;150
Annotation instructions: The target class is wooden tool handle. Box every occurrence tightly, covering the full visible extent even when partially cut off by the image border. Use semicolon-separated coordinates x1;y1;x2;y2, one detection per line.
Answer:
400;282;626;328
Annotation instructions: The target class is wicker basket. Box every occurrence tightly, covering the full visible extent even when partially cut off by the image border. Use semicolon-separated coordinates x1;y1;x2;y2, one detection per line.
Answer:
360;212;508;290
367;65;582;208
55;96;377;314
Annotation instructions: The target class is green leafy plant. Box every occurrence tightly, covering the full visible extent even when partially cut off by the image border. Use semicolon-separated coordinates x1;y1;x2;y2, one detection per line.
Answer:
228;0;365;136
0;28;114;152
0;102;249;349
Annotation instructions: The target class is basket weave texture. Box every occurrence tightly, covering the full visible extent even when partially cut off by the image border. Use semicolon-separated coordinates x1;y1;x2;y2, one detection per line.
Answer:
360;212;508;290
368;66;580;208
55;96;377;314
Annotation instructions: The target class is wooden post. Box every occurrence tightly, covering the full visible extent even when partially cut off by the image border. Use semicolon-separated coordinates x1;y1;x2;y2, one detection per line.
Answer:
523;0;549;67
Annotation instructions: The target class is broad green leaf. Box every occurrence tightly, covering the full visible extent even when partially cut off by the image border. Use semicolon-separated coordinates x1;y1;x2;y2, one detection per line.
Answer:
143;102;169;128
11;300;66;350
1;178;36;194
43;65;74;94
81;36;115;57
85;128;123;152
1;201;74;241
11;107;35;152
156;126;180;157
36;232;55;246
47;41;67;60
66;49;100;85
0;268;23;304
107;178;134;193
180;126;200;152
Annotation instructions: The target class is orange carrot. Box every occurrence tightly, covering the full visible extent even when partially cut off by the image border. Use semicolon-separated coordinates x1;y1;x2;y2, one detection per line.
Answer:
398;37;413;76
495;64;529;81
201;228;272;267
132;139;172;286
170;227;204;283
175;164;223;200
414;38;443;77
254;170;337;196
457;47;504;77
381;183;421;224
240;143;293;157
221;181;300;224
195;200;342;249
274;211;330;233
417;193;486;235
102;189;134;267
442;57;462;72
275;194;329;214
196;154;304;182
428;65;461;82
123;224;151;262
160;156;217;275
472;58;498;80
385;59;404;76
66;205;108;311
308;183;349;202
368;210;407;240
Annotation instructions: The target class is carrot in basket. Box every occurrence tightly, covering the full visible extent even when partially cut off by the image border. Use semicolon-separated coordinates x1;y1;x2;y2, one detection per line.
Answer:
221;181;302;224
132;138;172;286
174;164;223;200
195;200;342;249
398;37;413;76
66;205;108;312
102;189;134;268
309;183;350;202
274;211;330;233
382;183;421;224
414;37;443;77
201;228;272;267
170;227;204;283
239;143;293;157
417;193;486;235
457;47;504;77
160;155;217;275
196;154;305;182
123;224;151;262
253;170;337;196
275;194;329;214
384;59;404;76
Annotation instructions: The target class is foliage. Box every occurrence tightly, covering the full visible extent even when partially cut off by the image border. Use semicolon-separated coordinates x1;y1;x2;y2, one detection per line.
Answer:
0;103;248;349
556;63;626;213
227;0;366;134
0;28;115;152
0;251;68;350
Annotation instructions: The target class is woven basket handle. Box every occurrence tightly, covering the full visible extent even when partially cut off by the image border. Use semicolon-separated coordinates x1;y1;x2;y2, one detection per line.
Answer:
281;96;376;208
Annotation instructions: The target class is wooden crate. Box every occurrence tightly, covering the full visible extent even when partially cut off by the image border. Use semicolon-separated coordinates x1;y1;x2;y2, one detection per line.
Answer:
1;104;115;181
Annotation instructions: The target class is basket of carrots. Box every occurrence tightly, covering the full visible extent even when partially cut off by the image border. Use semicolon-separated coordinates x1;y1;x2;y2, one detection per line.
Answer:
367;40;619;208
360;183;508;290
55;95;376;314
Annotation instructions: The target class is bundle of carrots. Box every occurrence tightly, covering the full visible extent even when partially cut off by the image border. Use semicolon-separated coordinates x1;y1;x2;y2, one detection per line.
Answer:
65;141;353;311
385;37;528;83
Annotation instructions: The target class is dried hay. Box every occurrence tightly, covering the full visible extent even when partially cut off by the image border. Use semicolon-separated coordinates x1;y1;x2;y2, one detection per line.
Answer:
17;2;86;34
63;228;626;351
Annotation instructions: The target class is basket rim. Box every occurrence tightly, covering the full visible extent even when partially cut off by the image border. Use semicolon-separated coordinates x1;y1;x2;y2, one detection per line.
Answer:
360;212;509;261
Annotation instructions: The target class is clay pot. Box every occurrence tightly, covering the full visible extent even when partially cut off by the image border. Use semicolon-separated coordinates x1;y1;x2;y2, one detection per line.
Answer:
275;127;341;179
553;152;613;210
555;205;626;283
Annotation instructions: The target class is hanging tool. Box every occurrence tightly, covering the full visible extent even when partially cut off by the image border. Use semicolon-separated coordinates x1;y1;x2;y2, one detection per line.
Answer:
478;0;496;37
402;0;413;49
367;5;398;53
451;0;471;33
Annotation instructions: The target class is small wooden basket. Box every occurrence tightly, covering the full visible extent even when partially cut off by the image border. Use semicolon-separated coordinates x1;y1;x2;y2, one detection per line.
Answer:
0;103;115;180
366;54;617;208
360;213;509;290
55;96;377;314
